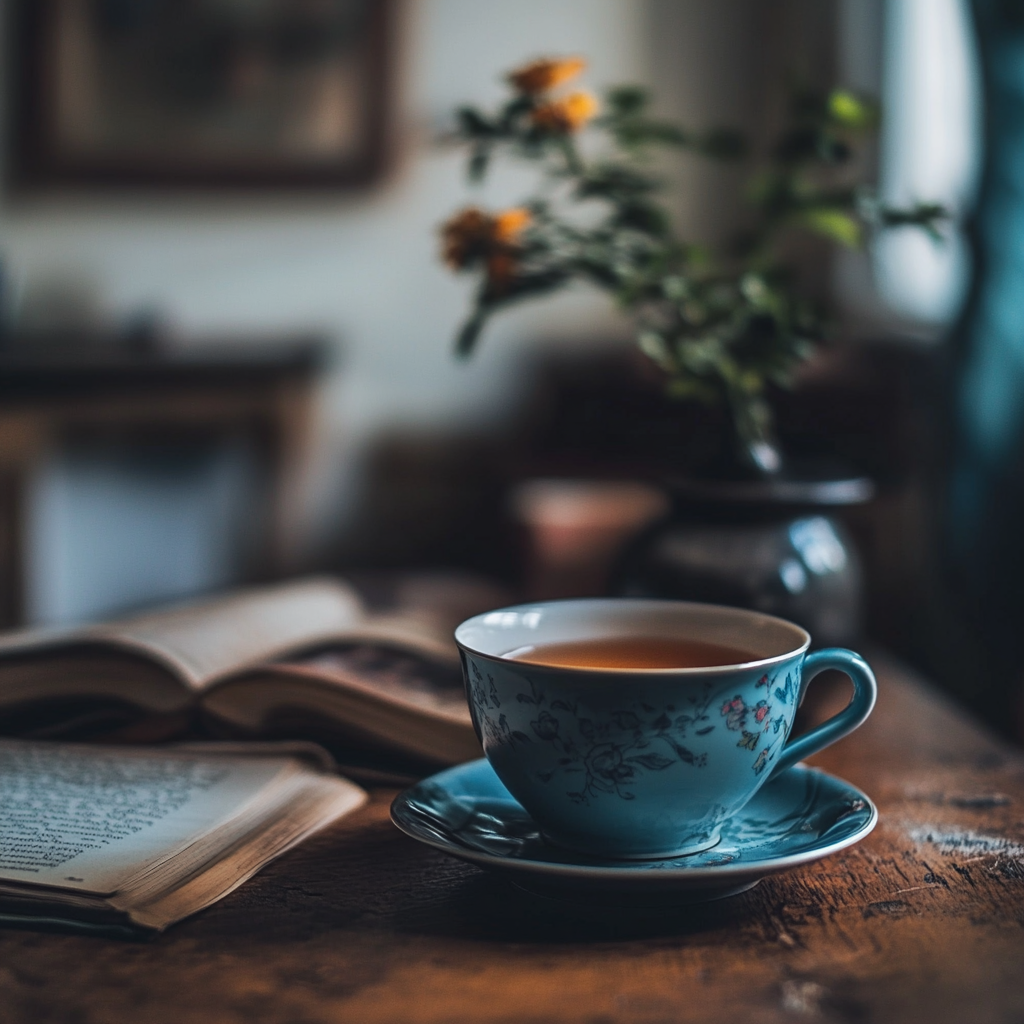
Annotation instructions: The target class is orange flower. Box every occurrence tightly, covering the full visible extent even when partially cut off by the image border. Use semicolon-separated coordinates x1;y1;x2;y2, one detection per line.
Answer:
440;207;531;280
493;207;531;243
531;91;599;133
441;207;492;268
508;57;586;95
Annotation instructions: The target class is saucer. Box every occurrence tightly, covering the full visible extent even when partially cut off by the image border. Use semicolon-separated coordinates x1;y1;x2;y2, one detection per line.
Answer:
391;759;876;904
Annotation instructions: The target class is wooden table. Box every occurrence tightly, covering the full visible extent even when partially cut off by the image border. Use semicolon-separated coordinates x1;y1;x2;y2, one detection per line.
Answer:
1;656;1023;1024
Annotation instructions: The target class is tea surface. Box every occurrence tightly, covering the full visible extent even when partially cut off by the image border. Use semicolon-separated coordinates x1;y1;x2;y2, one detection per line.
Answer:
508;636;759;670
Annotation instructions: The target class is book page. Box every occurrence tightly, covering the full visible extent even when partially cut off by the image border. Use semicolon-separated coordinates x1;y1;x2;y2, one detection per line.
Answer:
0;578;366;697
92;578;366;689
0;740;298;895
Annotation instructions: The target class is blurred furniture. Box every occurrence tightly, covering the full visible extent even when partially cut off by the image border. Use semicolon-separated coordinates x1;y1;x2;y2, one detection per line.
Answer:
510;478;668;600
331;429;520;582
0;657;1021;1021
0;336;323;626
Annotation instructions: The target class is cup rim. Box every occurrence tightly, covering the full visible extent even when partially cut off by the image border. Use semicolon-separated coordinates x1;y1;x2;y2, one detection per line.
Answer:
454;598;812;676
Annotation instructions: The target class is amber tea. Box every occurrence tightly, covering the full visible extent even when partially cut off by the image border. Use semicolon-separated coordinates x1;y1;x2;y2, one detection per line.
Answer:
508;636;758;670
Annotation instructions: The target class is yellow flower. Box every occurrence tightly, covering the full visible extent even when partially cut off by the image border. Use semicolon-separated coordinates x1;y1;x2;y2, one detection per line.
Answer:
531;91;599;133
508;57;586;95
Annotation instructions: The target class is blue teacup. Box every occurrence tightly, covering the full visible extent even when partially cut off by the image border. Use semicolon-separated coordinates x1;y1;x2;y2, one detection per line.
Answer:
455;599;876;860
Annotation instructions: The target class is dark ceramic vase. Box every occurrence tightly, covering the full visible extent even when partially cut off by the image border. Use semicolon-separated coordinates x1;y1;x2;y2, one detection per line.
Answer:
612;466;873;648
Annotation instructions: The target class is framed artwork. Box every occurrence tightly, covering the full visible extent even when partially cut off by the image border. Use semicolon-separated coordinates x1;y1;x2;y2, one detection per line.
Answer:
11;0;394;189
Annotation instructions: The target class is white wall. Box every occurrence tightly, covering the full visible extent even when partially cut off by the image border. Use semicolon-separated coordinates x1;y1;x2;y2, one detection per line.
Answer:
0;0;652;563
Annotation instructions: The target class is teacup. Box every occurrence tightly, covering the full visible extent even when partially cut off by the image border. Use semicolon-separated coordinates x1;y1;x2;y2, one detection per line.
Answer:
455;599;876;860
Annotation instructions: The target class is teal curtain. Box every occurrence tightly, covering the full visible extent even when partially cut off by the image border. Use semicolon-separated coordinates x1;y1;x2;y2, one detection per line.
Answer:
945;0;1024;720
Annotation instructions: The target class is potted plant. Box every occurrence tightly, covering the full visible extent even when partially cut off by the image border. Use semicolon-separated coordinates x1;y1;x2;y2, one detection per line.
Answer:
439;57;945;640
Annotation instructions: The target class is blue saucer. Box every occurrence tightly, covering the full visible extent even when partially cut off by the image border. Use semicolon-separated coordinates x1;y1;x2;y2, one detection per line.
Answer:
391;759;876;904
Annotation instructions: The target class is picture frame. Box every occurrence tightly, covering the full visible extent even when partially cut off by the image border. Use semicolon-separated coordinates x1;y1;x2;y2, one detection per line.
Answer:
10;0;394;190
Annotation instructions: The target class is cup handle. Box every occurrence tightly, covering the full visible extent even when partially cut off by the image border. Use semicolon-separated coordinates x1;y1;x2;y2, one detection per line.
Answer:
769;649;877;778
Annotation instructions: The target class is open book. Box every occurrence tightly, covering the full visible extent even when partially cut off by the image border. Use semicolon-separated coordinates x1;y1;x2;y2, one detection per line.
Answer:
0;577;492;773
0;738;366;934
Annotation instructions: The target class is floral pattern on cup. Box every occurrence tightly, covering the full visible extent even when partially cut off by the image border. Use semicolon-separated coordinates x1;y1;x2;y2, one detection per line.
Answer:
467;667;533;752
468;662;799;805
715;671;797;776
523;683;713;804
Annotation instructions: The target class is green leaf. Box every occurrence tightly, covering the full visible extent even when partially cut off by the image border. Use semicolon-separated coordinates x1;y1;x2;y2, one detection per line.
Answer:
827;90;877;130
677;336;729;375
575;164;661;200
612;201;670;237
606;86;650;117
467;146;490;182
638;330;674;371
457;107;494;137
661;276;689;301
880;202;950;242
575;259;621;289
797;208;862;247
501;95;534;124
740;273;768;305
492;270;572;302
608;117;690;151
455;310;487;358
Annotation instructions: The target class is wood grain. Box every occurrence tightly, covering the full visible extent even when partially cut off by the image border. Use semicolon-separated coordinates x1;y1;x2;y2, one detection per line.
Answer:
1;656;1022;1024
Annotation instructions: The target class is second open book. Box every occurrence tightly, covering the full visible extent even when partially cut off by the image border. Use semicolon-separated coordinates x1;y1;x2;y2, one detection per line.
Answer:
0;577;492;771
